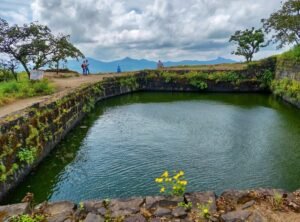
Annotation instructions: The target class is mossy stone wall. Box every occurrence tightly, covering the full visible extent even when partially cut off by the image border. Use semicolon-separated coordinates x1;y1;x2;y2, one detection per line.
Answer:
0;75;140;200
0;70;274;200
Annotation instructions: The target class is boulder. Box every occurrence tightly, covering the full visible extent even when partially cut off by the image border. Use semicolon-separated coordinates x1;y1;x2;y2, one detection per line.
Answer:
248;211;267;222
109;198;144;217
221;210;252;222
256;188;285;199
172;207;187;218
97;207;108;216
124;214;147;222
153;207;172;217
158;196;184;209
84;213;104;222
145;196;165;210
241;200;256;210
285;192;300;212
0;203;30;221
83;200;104;213
149;218;161;222
184;192;217;212
42;201;75;222
220;190;254;205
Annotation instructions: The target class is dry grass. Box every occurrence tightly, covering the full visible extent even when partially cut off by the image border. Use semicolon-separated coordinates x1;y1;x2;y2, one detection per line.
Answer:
164;63;247;71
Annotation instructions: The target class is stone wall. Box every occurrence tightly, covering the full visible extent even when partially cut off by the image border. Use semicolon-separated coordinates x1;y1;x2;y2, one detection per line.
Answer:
272;58;300;108
0;71;272;201
276;59;300;81
0;75;140;201
1;188;300;222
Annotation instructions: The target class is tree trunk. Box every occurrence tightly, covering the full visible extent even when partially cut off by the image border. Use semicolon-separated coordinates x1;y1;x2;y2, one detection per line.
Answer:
10;69;18;81
56;61;59;75
20;61;31;78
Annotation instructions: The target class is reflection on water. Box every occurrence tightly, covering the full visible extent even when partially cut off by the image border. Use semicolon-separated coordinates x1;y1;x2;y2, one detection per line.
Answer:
5;92;300;204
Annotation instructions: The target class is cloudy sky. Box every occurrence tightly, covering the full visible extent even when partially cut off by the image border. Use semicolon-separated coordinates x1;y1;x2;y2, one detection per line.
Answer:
0;0;287;61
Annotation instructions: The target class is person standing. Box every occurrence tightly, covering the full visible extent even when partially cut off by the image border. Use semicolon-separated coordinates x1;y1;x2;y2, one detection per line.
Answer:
157;60;164;69
85;60;90;75
117;64;121;73
81;61;86;75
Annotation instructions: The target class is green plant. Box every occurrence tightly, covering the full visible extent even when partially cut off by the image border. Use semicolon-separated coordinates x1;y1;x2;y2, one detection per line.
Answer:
120;76;139;89
178;201;193;211
278;45;300;62
0;74;55;106
79;202;85;211
0;163;6;173
197;199;213;220
189;79;208;90
9;214;45;222
259;69;275;87
155;170;188;196
271;191;283;210
83;97;95;113
0;173;7;182
160;71;181;83
17;147;37;165
271;78;300;102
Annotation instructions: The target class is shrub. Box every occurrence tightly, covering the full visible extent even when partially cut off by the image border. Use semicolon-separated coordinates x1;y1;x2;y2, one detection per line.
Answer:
259;69;275;87
83;97;95;113
215;71;240;82
189;79;208;90
0;68;18;82
155;170;188;196
197;200;213;219
271;78;300;102
186;71;209;80
270;191;283;210
17;148;38;165
160;71;181;83
278;45;300;62
0;76;55;106
120;76;139;89
178;202;193;211
9;214;45;222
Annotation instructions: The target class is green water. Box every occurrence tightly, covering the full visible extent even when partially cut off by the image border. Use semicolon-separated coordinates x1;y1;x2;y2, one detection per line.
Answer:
5;92;300;204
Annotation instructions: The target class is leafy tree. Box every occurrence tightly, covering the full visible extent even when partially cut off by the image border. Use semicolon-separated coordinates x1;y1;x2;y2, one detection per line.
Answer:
50;34;84;74
229;28;266;62
262;0;300;48
0;57;19;81
0;18;52;78
0;18;84;77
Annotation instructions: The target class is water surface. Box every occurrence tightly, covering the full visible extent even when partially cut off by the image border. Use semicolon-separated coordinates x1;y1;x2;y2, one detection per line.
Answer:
5;92;300;203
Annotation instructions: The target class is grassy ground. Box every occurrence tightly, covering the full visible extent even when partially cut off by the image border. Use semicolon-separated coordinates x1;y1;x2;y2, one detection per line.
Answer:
165;63;247;71
277;45;300;62
0;72;55;106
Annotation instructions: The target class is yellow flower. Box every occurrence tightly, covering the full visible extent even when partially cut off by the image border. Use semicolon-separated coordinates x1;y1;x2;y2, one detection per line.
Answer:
160;187;165;193
179;170;184;176
165;178;172;182
179;180;187;186
173;174;180;180
161;171;169;178
203;208;209;214
155;178;163;183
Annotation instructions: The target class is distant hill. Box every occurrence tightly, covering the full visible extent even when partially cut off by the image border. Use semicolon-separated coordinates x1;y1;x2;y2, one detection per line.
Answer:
66;57;236;73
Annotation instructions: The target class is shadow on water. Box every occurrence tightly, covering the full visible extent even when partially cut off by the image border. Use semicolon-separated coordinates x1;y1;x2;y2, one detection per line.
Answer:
3;105;106;204
3;92;300;204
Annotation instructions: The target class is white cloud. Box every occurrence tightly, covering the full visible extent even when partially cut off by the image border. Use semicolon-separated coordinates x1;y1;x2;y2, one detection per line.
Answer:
1;0;287;61
0;0;32;24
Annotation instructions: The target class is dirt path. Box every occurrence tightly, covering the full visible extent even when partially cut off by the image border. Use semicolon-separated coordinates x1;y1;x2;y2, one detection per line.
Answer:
0;73;123;118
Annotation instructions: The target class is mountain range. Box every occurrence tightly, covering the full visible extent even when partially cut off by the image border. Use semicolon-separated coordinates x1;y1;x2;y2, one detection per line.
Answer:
65;57;236;73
